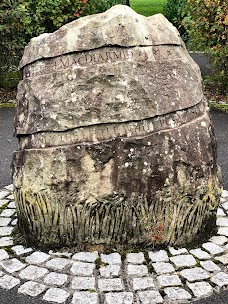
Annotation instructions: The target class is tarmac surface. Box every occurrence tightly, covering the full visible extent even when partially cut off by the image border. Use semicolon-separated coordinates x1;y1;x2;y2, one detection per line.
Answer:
0;107;228;304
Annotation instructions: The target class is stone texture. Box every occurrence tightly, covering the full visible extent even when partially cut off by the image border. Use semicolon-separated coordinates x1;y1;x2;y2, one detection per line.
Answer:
210;272;228;287
0;249;9;261
0;237;13;247
18;281;47;297
43;287;70;303
19;265;49;280
170;254;196;268
104;292;134;304
217;208;226;217
126;252;145;264
180;267;210;282
11;245;33;255
149;250;169;262
164;287;192;300
0;209;15;217
101;253;121;265
72;251;98;262
222;190;228;198
132;277;155;290
168;247;188;256
0;274;20;289
70;261;95;276
44;272;68;286
187;281;213;298
1;258;26;273
100;264;121;278
72;291;99;304
216;218;228;227
127;264;148;277
72;277;95;290
137;290;163;303
0;200;8;208
202;242;225;256
45;257;71;270
7;202;16;209
0;218;11;227
0;191;9;200
25;251;50;264
152;262;175;274
200;260;221;272
215;253;228;265
0;226;14;236
157;274;182;287
218;227;228;237
189;248;211;260
4;185;13;191
13;4;222;248
98;278;123;291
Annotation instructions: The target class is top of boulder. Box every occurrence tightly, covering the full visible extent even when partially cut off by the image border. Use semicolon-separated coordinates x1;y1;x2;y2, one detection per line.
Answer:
19;5;181;68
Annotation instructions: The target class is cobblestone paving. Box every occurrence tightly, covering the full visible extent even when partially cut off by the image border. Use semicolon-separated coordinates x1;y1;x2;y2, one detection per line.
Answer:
1;186;228;303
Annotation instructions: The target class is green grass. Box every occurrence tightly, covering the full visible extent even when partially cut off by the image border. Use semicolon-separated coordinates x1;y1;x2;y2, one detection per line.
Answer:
130;0;167;16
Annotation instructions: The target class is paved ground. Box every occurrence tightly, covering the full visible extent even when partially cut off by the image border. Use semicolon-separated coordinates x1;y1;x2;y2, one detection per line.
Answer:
0;107;228;304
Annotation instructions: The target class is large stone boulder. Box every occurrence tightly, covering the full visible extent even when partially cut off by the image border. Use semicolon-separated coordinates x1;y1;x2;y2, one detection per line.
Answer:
12;5;222;248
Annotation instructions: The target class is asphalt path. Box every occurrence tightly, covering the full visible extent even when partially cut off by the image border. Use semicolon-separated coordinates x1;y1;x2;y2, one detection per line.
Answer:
0;107;227;303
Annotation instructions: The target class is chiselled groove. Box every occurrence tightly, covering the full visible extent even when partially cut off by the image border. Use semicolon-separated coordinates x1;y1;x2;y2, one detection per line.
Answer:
19;101;207;150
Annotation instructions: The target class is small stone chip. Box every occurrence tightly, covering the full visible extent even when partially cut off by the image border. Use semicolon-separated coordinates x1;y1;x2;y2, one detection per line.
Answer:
200;260;221;272
43;287;70;303
0;249;9;261
137;290;163;303
44;272;68;286
72;251;98;263
70;261;95;276
148;250;169;262
168;247;188;256
72;277;95;290
215;253;228;265
187;281;213;297
211;272;228;287
18;281;47;297
170;254;196;269
152;262;175;275
164;287;192;300
1;258;26;273
105;292;134;304
0;236;13;247
72;291;99;304
157;274;182;288
127;264;148;277
19;265;49;280
100;264;121;278
202;242;225;256
0;226;14;236
0;274;20;289
132;277;155;291
126;252;145;264
101;253;122;265
189;248;211;260
46;257;71;270
180;267;210;282
25;251;50;264
98;278;123;291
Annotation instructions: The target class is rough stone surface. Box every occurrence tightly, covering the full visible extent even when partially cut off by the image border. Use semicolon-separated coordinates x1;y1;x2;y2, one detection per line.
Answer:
187;281;213;298
45;257;71;270
18;281;47;297
210;272;228;287
71;277;95;290
101;253;121;265
168;247;188;256
170;254;197;268
189;248;211;260
19;265;49;280
25;251;50;264
0;249;9;261
0;191;9;200
1;258;26;273
0;274;20;289
132;277;155;290
104;292;134;304
0;218;11;227
0;209;15;217
152;262;175;275
216;218;228;227
149;250;169;262
0;236;13;247
202;242;225;256
72;291;99;304
200;260;221;272
180;267;210;282
210;235;227;245
43;287;70;303
215;254;228;265
164;287;192;300
0;226;14;236
99;264;121;278
7;202;16;209
12;4;222;248
126;252;145;264
0;200;9;207
217;208;226;217
70;261;95;276
72;251;98;263
137;290;163;303
157;274;182;287
11;245;33;256
218;227;228;237
44;272;68;286
127;264;148;277
98;278;123;291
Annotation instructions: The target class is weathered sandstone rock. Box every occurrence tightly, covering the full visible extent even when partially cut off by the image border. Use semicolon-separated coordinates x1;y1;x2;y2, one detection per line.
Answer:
12;5;222;248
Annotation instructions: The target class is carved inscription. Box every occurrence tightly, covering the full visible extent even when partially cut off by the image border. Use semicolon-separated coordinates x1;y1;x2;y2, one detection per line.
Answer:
23;46;183;78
